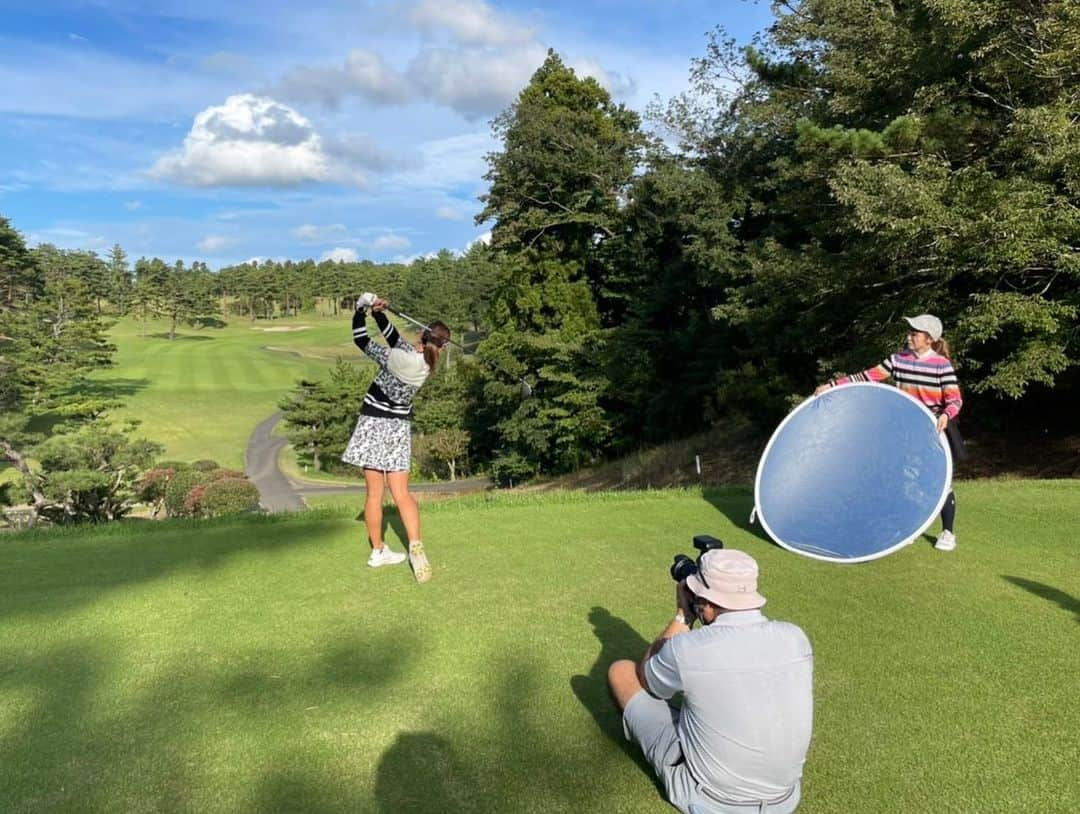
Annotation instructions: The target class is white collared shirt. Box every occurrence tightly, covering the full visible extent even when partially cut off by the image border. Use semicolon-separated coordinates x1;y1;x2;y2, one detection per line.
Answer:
645;609;813;802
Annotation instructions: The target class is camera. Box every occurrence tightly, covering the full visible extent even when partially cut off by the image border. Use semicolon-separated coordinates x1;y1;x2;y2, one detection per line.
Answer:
670;534;725;582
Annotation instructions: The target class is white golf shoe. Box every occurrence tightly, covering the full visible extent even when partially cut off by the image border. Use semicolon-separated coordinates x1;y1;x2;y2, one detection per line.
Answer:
408;540;432;583
934;530;957;552
367;545;407;568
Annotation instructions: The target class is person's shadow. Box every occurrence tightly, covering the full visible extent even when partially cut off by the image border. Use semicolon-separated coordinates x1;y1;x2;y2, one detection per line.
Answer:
569;607;660;778
355;502;409;547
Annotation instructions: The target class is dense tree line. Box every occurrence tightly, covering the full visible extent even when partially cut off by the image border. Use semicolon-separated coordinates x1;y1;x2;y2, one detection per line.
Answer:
469;2;1078;479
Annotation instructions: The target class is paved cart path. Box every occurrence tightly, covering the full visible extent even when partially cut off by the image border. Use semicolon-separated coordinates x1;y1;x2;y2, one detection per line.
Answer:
246;412;489;513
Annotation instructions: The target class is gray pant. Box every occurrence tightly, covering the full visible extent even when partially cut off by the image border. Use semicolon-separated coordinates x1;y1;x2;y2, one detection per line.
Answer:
622;691;801;814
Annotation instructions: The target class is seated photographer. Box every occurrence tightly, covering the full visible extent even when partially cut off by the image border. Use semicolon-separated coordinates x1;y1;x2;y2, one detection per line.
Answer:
607;549;813;814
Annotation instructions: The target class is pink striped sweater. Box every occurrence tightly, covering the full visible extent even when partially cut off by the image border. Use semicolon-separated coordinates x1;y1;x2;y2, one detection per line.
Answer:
832;350;963;419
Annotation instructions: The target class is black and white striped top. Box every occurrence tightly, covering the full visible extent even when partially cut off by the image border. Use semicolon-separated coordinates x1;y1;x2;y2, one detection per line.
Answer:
352;307;425;421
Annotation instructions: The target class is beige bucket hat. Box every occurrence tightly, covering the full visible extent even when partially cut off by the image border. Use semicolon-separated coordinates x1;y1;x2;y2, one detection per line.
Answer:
685;549;767;610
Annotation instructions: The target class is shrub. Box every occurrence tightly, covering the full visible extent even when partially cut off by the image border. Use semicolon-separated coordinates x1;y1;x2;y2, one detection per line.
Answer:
183;484;209;517
163;469;210;517
155;461;192;473
191;459;220;472
198;478;261;517
208;468;246;481
136;467;175;518
489;451;537;487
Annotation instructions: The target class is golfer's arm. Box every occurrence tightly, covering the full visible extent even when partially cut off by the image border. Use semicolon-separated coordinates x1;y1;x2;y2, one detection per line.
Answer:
352;308;370;351
370;309;401;346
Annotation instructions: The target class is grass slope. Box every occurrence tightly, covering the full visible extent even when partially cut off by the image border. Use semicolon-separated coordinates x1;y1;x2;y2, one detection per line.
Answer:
1;482;1078;813
91;315;359;469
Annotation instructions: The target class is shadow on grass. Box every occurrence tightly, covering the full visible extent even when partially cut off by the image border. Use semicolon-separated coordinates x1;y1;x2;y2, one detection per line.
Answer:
374;655;635;813
374;732;481;813
700;487;774;546
570;607;659;780
77;376;152;401
355;503;409;549
1003;576;1080;623
0;515;338;622
0;630;420;813
147;332;216;341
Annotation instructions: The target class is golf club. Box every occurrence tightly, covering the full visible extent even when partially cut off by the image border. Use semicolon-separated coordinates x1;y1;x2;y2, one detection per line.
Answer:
385;305;534;398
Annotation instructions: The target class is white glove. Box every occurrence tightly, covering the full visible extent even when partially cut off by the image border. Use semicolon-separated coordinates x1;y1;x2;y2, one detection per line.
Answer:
356;292;377;310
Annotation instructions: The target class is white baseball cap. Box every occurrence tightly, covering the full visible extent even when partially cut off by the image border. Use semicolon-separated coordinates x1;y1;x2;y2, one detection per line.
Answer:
904;314;943;341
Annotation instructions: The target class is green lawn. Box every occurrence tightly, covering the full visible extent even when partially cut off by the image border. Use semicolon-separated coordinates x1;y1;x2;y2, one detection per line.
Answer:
1;482;1077;813
90;315;363;469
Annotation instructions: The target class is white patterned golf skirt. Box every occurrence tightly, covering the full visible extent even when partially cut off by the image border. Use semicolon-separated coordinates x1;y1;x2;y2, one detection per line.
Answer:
341;415;412;472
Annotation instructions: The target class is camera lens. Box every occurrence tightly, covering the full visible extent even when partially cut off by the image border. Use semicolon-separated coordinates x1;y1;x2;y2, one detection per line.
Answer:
670;554;697;582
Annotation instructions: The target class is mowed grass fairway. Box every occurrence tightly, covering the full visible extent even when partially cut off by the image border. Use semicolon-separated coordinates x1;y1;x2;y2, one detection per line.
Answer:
1;482;1077;813
89;315;362;469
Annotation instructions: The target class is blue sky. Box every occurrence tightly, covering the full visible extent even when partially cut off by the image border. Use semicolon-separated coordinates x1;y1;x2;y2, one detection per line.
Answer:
1;0;775;267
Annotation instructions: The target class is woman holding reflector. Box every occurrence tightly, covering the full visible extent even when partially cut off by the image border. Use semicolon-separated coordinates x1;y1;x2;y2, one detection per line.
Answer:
815;314;965;551
342;293;451;582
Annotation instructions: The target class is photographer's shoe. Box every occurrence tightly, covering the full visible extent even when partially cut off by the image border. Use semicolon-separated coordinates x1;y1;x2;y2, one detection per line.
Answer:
368;545;406;568
934;530;957;552
408;540;432;583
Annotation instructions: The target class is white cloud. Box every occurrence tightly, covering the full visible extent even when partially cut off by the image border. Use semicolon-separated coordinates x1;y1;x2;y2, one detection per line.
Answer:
197;234;236;252
435;205;465;221
568;56;637;100
392;250;439;264
124;200;143;211
408;0;535;46
406;44;546;120
292;223;348;242
321;247;359;262
278;49;412;108
467;230;492;250
372;234;411;251
149;94;358;187
323;132;417;172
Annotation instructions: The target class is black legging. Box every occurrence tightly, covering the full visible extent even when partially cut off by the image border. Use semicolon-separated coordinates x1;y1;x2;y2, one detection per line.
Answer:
941;491;956;533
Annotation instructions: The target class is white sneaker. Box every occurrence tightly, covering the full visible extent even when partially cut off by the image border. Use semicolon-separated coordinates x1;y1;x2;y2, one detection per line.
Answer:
367;545;407;568
934;530;957;552
408;540;432;583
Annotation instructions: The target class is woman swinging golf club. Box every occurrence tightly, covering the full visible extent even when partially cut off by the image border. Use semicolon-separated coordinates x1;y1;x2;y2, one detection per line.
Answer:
814;313;965;551
342;293;451;582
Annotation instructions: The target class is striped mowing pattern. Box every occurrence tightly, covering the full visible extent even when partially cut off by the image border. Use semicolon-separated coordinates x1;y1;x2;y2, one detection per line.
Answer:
833;350;963;419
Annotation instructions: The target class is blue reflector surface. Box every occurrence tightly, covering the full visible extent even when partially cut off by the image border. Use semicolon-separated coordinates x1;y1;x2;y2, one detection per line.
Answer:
755;383;952;563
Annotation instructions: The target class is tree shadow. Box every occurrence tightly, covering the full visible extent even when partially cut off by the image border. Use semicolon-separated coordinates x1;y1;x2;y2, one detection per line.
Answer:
147;333;216;341
77;376;152;401
1;629;419;813
0;514;338;622
374;732;481;813
569;607;660;778
1003;576;1080;623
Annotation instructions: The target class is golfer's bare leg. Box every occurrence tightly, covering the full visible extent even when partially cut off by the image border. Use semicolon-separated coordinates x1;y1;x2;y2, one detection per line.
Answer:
386;470;420;541
608;660;645;711
363;468;386;549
